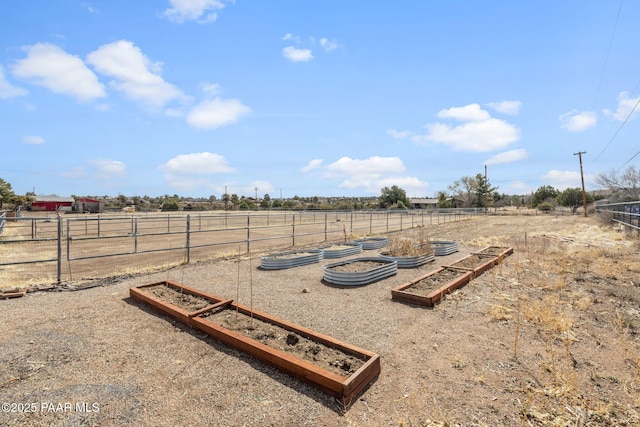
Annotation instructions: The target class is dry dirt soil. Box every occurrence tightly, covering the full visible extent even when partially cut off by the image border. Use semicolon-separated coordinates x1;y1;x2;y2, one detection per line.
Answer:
1;213;640;426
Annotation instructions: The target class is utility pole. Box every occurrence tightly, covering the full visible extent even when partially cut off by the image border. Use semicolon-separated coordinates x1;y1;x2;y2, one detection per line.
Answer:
484;164;488;211
254;187;259;209
224;185;228;211
574;151;588;217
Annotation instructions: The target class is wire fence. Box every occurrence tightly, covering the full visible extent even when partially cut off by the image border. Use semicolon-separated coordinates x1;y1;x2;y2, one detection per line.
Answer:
0;209;483;286
596;201;640;232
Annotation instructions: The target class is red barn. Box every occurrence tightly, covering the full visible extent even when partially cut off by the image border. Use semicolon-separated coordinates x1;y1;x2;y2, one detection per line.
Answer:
30;196;75;212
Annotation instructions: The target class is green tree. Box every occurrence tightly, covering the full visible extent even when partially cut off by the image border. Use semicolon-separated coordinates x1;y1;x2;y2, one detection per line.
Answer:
0;178;18;208
379;185;410;208
557;187;594;213
531;185;559;208
161;198;180;211
437;192;451;208
474;173;498;208
260;193;272;209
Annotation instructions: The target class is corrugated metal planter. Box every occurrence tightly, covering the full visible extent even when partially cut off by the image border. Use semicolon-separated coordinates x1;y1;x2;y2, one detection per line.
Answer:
391;267;473;307
130;280;381;406
320;242;363;259
352;237;389;250
260;249;323;270
379;251;436;268
323;257;397;286
430;240;459;256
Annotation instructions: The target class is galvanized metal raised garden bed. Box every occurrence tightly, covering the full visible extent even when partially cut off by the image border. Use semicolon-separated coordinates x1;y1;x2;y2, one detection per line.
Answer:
352;237;389;250
323;257;397;286
319;242;363;259
430;241;459;256
260;249;323;270
391;267;473;307
379;251;435;268
130;280;380;405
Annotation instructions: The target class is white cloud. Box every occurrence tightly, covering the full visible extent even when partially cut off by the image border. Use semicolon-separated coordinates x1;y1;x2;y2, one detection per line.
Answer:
186;98;251;129
436;103;491;122
283;46;313;62
88;159;127;180
282;33;300;43
486;100;521;115
301;159;324;172
11;43;105;101
323;156;428;194
413;118;520;152
386;128;413;139
320;38;337;52
161;152;235;175
541;170;594;191
87;40;185;107
0;65;27;99
200;82;221;96
603;91;640;122
161;152;235;191
63;159;126;183
560;110;597;131
23;135;45;145
164;0;228;23
485;148;528;165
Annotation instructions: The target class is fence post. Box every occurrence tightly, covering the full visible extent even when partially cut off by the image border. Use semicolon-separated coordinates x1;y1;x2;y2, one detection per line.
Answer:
186;214;191;264
324;213;328;242
386;212;389;232
57;215;62;283
369;212;373;235
246;215;250;254
134;218;138;253
292;214;296;247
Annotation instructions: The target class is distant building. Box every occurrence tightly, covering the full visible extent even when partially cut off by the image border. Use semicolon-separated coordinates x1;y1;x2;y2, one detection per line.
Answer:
410;197;464;209
30;196;75;211
75;197;104;213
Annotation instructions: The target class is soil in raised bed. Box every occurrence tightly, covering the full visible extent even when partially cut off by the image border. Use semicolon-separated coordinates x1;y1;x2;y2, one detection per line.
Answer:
143;284;211;311
450;254;495;270
202;308;366;377
475;247;505;256
328;260;388;273
403;268;464;296
323;244;357;251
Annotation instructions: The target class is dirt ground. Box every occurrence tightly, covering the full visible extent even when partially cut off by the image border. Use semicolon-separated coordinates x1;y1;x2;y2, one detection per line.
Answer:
1;212;640;426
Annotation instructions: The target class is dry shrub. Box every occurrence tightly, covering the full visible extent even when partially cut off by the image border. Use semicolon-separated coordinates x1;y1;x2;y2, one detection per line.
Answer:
522;295;574;334
386;237;432;256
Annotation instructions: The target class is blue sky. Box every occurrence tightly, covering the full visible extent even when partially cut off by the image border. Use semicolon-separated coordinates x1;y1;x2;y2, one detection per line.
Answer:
1;1;639;199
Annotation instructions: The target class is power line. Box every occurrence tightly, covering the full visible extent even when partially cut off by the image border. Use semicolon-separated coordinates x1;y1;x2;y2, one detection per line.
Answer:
592;87;640;164
592;0;624;108
619;148;640;170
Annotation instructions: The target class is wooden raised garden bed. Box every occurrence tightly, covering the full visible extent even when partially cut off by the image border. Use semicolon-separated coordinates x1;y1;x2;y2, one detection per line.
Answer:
445;253;499;277
391;267;473;307
472;245;514;261
130;280;380;405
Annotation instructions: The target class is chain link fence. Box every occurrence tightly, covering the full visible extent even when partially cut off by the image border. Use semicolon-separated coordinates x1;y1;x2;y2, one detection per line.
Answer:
0;209;483;287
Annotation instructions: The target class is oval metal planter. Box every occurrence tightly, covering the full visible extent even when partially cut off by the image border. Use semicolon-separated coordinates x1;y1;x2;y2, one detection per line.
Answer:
319;242;363;259
352;237;389;250
323;257;397;286
379;251;435;268
430;241;459;256
260;250;323;270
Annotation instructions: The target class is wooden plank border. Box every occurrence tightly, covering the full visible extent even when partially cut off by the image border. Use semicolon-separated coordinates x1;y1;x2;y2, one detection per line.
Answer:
129;280;380;405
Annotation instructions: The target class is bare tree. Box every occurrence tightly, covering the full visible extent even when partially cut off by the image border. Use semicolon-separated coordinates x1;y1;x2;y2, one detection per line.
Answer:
596;166;640;200
448;176;477;208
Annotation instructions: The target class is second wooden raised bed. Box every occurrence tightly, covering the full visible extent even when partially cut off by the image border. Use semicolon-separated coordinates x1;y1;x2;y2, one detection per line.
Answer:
391;267;473;307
